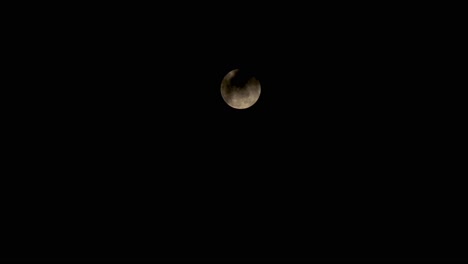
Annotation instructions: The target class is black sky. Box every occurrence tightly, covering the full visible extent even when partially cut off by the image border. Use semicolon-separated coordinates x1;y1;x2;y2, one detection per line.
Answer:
3;1;466;262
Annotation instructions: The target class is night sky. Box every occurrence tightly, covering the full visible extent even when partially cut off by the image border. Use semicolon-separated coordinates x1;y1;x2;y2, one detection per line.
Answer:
3;2;465;262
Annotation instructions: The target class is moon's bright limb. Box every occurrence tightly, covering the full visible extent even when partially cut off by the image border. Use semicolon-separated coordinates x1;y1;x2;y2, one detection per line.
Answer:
220;69;261;109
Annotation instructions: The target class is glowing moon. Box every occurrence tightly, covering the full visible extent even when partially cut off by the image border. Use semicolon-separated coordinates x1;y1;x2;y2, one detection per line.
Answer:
220;69;261;109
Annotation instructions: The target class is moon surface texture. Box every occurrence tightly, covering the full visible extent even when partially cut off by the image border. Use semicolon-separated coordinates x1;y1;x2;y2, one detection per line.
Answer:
221;69;261;109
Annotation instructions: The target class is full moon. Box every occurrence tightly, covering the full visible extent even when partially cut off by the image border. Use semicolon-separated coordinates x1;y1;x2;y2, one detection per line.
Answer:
220;69;261;109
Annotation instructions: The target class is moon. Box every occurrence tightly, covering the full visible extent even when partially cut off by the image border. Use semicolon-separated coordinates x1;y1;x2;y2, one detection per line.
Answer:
221;69;261;109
